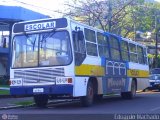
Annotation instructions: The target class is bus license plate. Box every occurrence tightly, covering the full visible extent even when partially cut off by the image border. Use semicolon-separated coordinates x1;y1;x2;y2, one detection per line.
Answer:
33;88;44;93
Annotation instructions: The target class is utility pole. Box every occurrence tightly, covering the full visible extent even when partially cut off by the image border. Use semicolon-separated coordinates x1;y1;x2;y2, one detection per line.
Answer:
134;20;136;41
155;30;158;68
155;12;159;68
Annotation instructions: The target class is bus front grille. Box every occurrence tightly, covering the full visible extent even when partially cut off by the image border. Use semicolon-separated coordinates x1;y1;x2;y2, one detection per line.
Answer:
14;68;65;85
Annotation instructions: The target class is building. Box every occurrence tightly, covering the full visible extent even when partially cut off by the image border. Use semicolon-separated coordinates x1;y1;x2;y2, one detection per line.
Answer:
0;5;49;86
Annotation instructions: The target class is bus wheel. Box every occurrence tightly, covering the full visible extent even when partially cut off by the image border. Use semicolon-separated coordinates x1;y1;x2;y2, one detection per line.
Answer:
80;81;94;107
121;80;136;99
34;94;48;108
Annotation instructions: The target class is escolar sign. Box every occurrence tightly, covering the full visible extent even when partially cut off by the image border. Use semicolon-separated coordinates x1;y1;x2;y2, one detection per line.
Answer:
13;18;68;33
24;21;56;31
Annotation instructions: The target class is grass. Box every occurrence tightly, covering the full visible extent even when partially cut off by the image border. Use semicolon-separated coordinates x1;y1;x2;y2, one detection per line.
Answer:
0;85;10;88
0;90;10;95
15;101;34;106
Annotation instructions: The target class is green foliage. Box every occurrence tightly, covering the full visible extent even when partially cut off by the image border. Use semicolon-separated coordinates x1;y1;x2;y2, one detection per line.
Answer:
65;0;160;39
0;90;10;95
157;57;160;68
148;54;160;68
65;0;160;68
15;101;33;106
148;54;154;58
126;32;135;39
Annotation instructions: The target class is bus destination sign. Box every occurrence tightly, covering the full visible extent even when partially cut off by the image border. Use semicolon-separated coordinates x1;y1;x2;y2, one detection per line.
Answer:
13;18;68;33
24;21;56;31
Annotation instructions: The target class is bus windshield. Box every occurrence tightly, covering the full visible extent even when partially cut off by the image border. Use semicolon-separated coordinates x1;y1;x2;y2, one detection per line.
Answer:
12;30;72;68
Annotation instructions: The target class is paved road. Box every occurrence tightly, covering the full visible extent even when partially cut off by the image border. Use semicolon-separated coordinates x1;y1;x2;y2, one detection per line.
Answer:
0;92;160;120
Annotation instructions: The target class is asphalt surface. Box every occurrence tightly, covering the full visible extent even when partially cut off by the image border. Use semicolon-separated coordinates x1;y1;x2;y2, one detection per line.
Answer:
0;97;33;108
0;91;160;114
0;91;160;120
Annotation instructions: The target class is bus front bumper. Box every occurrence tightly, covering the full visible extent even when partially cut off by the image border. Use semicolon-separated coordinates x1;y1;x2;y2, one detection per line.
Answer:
10;85;73;96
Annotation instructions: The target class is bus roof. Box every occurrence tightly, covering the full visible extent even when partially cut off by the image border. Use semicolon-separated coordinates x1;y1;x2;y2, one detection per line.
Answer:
104;32;146;48
12;17;147;48
121;37;146;48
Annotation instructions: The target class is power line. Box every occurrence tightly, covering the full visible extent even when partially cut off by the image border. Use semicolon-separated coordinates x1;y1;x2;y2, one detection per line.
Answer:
10;0;64;14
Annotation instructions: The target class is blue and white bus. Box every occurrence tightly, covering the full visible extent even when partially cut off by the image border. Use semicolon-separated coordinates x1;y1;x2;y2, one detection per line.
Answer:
10;17;149;107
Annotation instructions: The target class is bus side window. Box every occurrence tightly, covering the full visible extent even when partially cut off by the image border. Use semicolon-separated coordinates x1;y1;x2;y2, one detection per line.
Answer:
121;40;129;61
84;28;98;56
97;32;109;58
137;46;145;64
143;48;148;65
72;30;86;66
129;43;138;63
109;36;120;60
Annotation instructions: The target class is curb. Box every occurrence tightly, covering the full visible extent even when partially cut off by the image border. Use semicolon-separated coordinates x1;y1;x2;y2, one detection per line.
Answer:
0;95;13;99
0;95;32;99
0;105;24;110
0;104;35;110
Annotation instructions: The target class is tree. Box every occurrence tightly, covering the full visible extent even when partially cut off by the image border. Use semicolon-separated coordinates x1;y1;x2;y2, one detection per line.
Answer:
62;0;160;68
64;0;160;39
64;0;139;36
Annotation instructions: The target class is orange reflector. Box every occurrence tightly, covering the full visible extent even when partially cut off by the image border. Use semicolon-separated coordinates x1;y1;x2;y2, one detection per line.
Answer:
67;78;72;83
9;80;11;85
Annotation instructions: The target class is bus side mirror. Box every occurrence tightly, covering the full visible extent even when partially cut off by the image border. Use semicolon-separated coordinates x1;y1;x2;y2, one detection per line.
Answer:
72;31;77;42
78;31;84;41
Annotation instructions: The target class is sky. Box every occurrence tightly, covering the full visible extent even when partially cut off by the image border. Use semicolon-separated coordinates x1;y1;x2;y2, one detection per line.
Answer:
0;0;160;17
0;0;71;17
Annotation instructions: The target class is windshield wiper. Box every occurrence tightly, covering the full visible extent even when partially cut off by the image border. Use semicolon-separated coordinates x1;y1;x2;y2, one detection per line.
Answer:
40;28;56;48
23;31;37;51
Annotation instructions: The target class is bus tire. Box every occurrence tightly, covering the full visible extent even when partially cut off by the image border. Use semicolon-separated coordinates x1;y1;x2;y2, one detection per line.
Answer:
121;80;136;99
34;94;48;108
80;81;94;107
